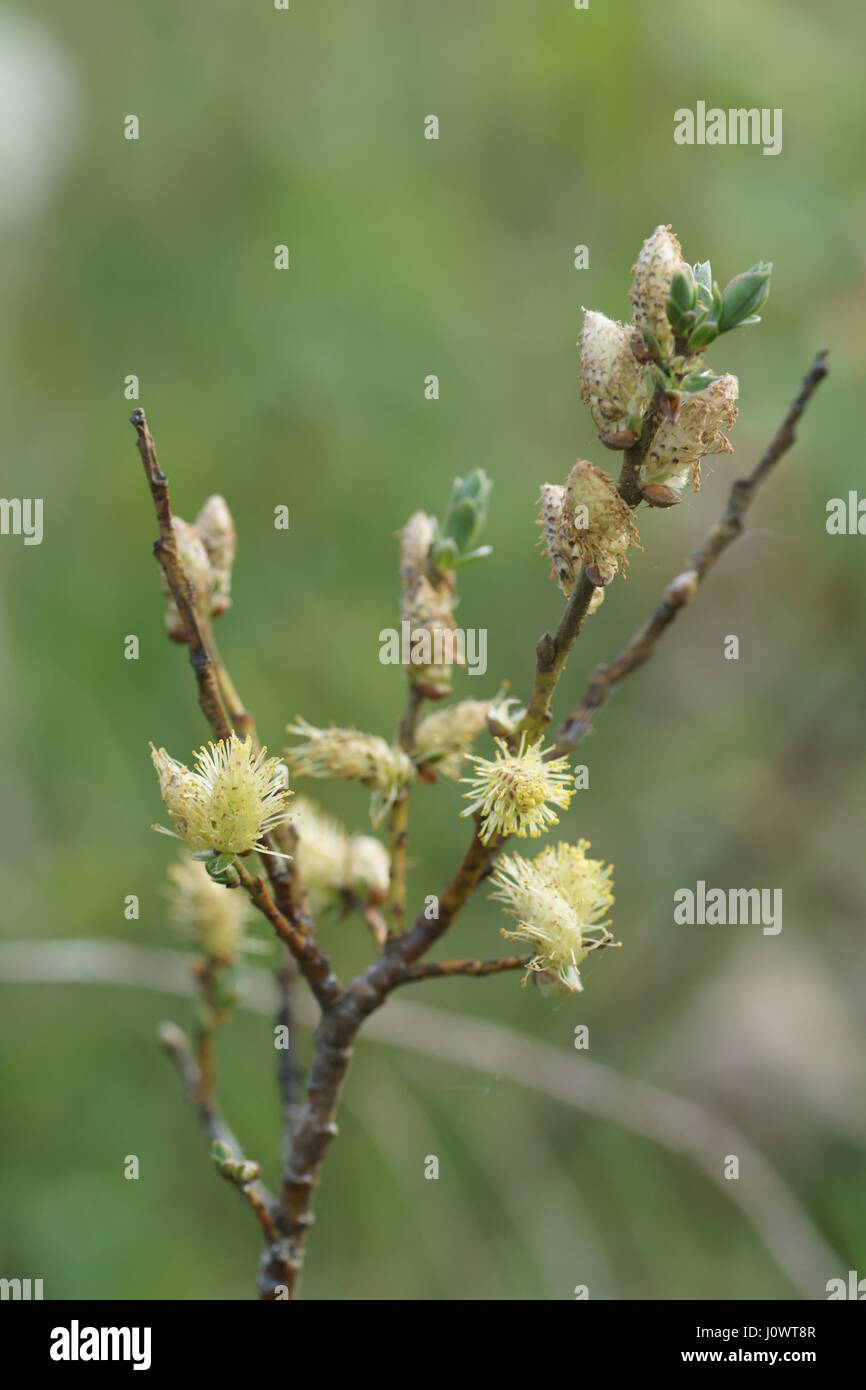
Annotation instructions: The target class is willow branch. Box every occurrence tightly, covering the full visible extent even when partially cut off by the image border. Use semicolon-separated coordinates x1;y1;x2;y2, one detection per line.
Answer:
131;409;309;909
275;949;303;1141
384;796;410;937
200;615;256;742
616;386;665;506
517;392;667;745
130;409;232;742
391;820;499;966
190;955;226;1110
157;1021;280;1245
394;953;531;985
7;941;838;1299
385;685;424;938
233;859;342;1010
130;410;330;1175
555;349;830;753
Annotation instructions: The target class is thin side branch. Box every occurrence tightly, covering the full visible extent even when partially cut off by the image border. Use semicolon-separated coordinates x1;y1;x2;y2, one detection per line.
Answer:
616;386;665;506
7;940;839;1300
233;859;342;1010
157;1021;280;1245
130;409;232;742
393;821;498;965
394;953;531;985
385;685;424;937
555;350;830;752
275;949;303;1141
518;390;666;744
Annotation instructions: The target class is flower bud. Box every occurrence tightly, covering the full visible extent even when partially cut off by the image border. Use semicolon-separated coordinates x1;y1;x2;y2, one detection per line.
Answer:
639;374;738;501
286;720;414;827
629;225;686;362
579;310;652;445
162;517;215;642
665;569;699;606
151;745;209;846
291;797;352;912
564;461;642;585
291;797;391;907
398;510;460;697
194;494;237;616
402;573;461;698
538;483;579;597
399;511;436;580
640;483;682;509
414;694;522;778
347;835;390;900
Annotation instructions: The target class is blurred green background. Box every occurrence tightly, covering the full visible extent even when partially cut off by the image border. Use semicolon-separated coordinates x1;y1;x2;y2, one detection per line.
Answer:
1;0;864;1300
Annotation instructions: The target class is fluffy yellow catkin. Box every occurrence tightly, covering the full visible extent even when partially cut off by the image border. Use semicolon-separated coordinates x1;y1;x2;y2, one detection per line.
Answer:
461;734;574;843
151;733;291;854
285;719;414;827
491;840;618;993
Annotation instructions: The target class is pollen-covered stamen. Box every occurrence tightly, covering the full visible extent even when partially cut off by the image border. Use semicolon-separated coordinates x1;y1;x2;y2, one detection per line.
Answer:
286;719;414;828
490;839;619;993
150;733;291;856
461;734;574;843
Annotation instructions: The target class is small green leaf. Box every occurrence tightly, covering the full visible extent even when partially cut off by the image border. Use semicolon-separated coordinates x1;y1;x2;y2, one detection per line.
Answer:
687;320;719;350
445;497;481;553
454;544;493;569
432;536;460;571
668;268;697;313
680;371;719;393
718;262;772;332
693;261;712;293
